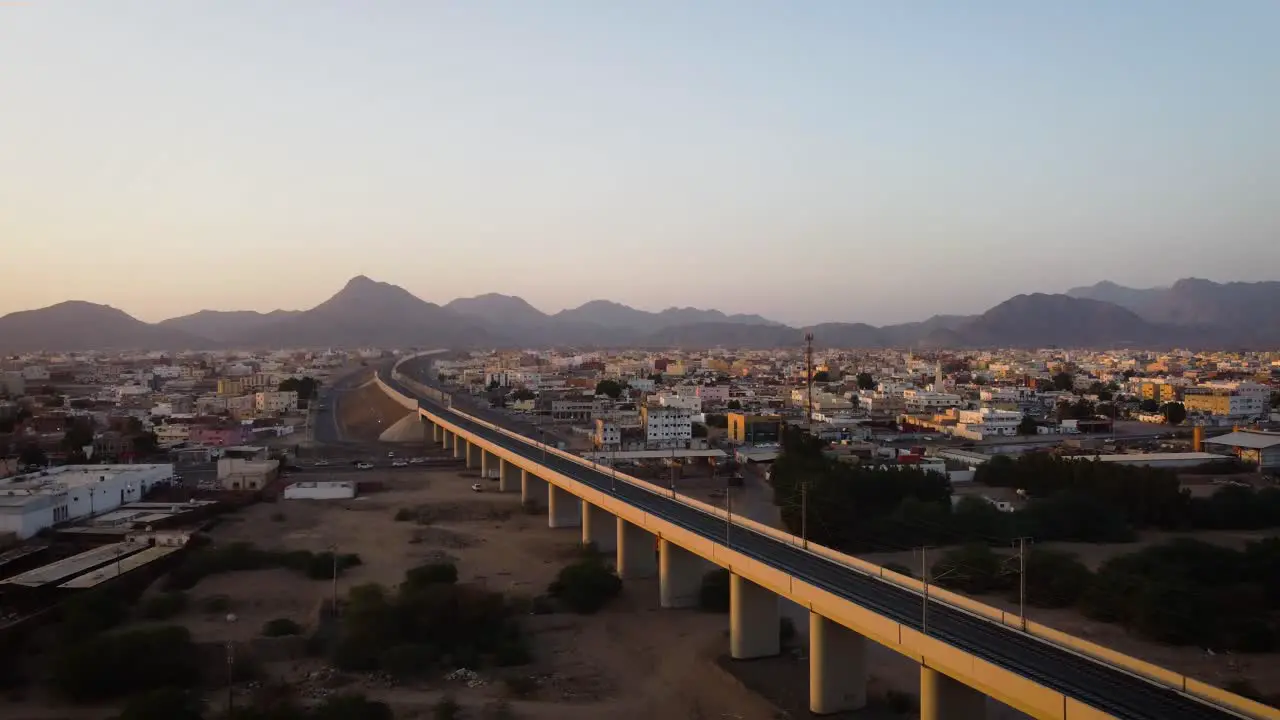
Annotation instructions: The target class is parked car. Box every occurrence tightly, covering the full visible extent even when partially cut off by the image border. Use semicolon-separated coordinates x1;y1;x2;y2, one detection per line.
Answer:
387;451;395;458
409;457;426;464
470;483;483;492
356;462;374;470
391;460;408;468
314;459;330;467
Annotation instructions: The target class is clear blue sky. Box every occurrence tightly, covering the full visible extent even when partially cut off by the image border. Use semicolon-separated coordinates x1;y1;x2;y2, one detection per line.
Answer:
2;1;1277;325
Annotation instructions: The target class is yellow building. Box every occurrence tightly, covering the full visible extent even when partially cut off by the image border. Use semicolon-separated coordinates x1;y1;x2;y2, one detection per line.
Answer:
1138;381;1178;403
217;378;245;397
727;412;783;445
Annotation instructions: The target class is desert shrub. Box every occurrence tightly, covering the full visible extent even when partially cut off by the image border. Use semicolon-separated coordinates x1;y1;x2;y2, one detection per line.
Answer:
52;626;200;702
141;592;188;620
548;556;621;614
404;561;458;587
262;618;303;637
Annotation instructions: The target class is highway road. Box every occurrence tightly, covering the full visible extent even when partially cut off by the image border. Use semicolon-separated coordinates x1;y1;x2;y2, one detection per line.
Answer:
382;361;1241;720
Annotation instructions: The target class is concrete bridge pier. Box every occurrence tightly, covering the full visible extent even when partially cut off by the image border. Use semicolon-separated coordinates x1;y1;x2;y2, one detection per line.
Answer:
465;440;480;470
920;666;986;720
521;469;548;508
659;539;702;608
451;432;462;460
548;485;581;528
498;458;518;492
581;503;617;551
730;574;780;659
809;613;867;714
616;519;657;579
480;449;492;478
431;422;441;446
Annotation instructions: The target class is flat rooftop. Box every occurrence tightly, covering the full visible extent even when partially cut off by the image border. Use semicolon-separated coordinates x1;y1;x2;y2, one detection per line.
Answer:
0;464;172;493
580;449;728;461
0;542;147;588
58;545;182;589
1089;452;1230;464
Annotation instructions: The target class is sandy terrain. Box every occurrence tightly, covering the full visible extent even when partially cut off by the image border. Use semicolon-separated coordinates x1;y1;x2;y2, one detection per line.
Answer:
338;380;420;443
138;468;788;720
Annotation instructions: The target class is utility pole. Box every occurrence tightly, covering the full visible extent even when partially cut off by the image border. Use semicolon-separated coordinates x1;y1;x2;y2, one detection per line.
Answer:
726;476;733;547
1016;536;1030;631
329;544;339;618
225;641;235;715
921;546;930;636
802;332;814;550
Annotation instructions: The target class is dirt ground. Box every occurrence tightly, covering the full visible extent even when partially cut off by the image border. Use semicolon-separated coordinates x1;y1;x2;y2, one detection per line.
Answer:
123;467;787;720
338;380;419;442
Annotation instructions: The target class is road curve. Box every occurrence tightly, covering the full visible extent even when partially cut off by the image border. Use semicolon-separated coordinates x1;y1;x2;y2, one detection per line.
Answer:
382;361;1245;720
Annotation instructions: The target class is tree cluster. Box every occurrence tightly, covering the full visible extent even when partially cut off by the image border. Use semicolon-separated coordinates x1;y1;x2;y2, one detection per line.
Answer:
54;625;201;702
548;550;622;614
594;379;624;399
330;561;530;675
977;453;1280;534
165;542;361;591
1080;538;1280;651
768;426;952;551
278;376;320;400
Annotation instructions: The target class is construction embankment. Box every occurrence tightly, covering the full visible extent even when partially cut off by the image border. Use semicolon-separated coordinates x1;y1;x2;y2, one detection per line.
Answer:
338;379;423;443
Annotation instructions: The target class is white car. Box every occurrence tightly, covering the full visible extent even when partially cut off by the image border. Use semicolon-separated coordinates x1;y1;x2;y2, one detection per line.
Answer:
470;483;483;492
387;451;396;458
356;462;374;470
409;457;426;464
314;460;330;467
391;460;408;468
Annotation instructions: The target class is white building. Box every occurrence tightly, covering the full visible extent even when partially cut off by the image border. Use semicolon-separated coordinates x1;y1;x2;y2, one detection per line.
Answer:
695;385;731;403
656;393;703;414
156;424;191;446
0;464;175;540
642;406;693;447
955;408;1022;440
21;366;50;381
283;480;356;500
903;390;963;413
254;390;299;415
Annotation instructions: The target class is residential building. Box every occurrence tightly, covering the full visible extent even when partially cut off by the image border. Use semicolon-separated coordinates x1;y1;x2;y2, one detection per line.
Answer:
254;390;299;415
695;385;731;404
551;399;594;421
903;390;962;413
954;408;1022;440
217;378;245;397
190;424;254;447
640;405;693;447
0;371;25;397
594;420;621;450
1183;386;1267;418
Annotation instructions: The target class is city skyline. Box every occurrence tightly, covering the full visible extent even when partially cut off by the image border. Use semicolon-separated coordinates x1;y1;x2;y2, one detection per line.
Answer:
3;1;1278;324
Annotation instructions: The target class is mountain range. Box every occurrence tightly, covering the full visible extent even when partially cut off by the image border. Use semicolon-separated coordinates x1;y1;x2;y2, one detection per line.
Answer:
0;276;1275;352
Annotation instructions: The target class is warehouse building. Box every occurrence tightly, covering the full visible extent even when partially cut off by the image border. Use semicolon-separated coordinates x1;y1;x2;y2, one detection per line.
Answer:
0;464;175;540
1202;430;1280;472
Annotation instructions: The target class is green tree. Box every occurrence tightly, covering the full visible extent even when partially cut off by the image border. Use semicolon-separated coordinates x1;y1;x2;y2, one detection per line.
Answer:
813;370;830;383
930;544;1012;595
855;372;875;390
1162;402;1187;426
692;423;708;438
1052;372;1075;391
1139;399;1159;413
62;419;95;453
595;379;623;399
1271;391;1280;409
1016;549;1092;608
278;376;319;400
548;555;622;614
727;399;742;411
1017;415;1038;436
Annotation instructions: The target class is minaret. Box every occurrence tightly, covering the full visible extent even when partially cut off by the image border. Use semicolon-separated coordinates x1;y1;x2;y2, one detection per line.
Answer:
935;361;944;390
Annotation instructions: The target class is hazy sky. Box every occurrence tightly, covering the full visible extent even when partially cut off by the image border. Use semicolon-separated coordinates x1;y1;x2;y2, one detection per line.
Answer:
2;2;1277;326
